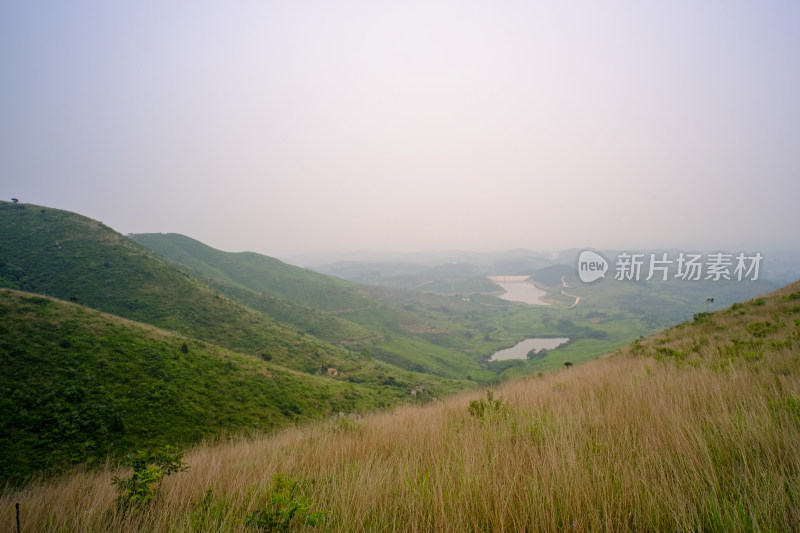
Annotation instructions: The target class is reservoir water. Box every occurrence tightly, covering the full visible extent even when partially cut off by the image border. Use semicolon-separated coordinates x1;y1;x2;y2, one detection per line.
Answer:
489;337;570;361
488;276;549;305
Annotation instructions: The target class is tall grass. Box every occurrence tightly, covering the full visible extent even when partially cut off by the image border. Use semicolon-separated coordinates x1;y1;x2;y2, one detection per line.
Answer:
4;286;800;532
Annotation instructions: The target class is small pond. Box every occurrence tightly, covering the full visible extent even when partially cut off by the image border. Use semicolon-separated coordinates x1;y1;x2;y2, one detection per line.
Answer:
489;337;570;361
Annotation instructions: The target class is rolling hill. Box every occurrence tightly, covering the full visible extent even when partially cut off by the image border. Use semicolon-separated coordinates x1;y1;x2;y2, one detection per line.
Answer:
0;288;464;484
0;202;480;483
131;232;500;380
131;232;370;312
2;278;798;531
0;202;484;383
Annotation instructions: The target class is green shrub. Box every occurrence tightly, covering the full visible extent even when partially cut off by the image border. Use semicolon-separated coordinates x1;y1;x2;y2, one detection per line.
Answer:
468;389;510;420
244;473;326;531
629;336;645;355
189;488;228;529
111;445;188;509
746;321;782;338
655;347;685;360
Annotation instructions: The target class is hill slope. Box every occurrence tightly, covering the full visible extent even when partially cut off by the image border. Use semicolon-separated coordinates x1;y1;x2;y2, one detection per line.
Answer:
0;203;328;364
0;289;459;484
132;233;380;345
3;279;798;531
131;232;366;311
0;202;477;386
133;232;499;380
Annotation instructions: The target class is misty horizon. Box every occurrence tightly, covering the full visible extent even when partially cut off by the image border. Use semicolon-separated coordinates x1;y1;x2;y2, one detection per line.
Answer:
3;2;799;258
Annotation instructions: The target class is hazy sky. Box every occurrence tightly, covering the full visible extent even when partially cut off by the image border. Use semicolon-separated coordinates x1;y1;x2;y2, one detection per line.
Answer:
2;1;799;258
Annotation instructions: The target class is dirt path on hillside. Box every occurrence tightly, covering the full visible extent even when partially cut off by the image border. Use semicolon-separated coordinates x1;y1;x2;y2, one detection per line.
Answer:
561;275;581;308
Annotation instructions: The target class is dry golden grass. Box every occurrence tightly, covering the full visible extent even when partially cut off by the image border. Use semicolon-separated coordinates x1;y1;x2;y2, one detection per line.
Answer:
4;283;800;532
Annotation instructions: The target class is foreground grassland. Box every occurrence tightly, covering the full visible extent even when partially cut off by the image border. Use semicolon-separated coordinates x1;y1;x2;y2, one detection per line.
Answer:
4;283;799;532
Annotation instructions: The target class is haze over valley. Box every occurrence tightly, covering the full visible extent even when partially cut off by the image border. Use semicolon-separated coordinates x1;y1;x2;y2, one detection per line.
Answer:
2;2;800;530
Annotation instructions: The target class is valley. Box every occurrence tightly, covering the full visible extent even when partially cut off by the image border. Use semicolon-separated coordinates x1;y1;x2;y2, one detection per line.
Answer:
2;269;799;531
1;201;798;524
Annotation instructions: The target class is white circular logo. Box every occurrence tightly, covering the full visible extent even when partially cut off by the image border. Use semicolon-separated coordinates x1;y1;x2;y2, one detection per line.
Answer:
577;250;608;283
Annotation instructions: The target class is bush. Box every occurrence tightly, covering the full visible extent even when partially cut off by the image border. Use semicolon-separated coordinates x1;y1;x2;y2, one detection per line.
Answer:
111;445;188;509
468;390;509;420
746;321;782;338
244;473;326;531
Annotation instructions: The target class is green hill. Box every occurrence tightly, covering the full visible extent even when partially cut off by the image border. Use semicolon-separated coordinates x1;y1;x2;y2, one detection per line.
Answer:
131;232;365;311
0;203;478;384
132;232;499;381
0;289;463;485
0;202;483;485
132;233;379;346
0;203;324;364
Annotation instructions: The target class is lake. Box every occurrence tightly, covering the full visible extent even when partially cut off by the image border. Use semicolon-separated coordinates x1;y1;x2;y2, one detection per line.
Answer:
489;337;570;361
488;275;549;305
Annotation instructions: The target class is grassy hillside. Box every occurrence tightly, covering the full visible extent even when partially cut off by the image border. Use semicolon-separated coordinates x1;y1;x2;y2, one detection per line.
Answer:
0;289;462;485
202;280;379;346
0;203;325;363
133;232;500;381
131;233;365;312
0;202;477;388
4;280;799;531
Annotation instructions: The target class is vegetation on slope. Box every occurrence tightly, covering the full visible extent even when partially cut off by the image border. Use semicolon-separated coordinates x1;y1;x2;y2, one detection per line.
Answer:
0;203;474;388
0;289;462;485
131;233;365;312
133;232;500;381
0;203;343;366
4;281;799;531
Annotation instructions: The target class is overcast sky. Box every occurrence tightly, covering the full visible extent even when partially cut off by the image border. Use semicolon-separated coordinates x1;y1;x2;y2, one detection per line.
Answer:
2;1;799;258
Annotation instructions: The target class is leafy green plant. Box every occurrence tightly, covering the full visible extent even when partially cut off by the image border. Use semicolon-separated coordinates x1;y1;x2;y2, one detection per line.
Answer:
189;488;229;529
629;336;646;355
244;473;326;531
111;445;188;509
468;389;509;420
655;346;686;361
746;320;782;338
331;413;365;433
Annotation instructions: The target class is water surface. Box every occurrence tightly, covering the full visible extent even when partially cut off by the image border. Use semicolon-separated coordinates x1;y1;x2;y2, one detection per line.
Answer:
489;337;570;361
488;276;549;305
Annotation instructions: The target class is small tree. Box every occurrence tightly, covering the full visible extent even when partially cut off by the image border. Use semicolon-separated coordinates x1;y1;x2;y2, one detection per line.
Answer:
11;198;18;203
112;445;188;509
